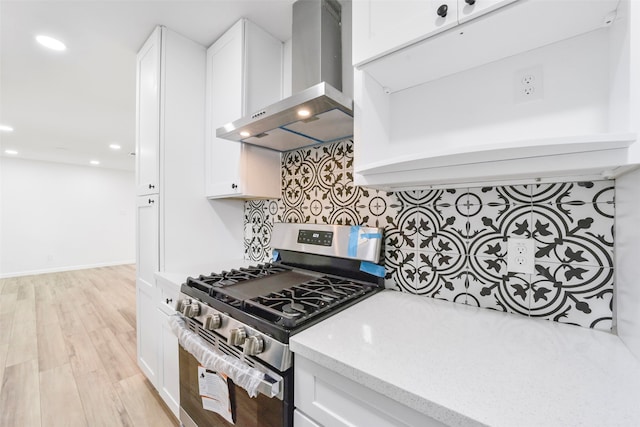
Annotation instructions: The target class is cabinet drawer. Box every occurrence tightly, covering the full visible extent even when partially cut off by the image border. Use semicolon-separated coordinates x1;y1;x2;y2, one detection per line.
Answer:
157;280;179;315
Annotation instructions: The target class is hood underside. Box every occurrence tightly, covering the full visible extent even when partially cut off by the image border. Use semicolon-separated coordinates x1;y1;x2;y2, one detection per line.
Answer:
216;82;352;152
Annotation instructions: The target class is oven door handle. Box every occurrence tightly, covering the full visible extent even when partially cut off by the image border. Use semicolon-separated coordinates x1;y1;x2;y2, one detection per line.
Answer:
169;314;284;400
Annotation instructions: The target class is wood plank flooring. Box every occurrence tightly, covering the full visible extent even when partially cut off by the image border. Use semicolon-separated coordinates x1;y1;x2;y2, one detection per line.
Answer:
0;265;178;427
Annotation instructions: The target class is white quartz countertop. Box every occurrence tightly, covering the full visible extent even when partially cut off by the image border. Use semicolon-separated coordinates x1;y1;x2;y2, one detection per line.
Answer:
290;290;640;427
154;258;255;289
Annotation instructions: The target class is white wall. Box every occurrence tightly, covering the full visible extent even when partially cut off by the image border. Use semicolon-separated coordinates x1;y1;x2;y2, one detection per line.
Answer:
615;167;640;360
0;157;135;277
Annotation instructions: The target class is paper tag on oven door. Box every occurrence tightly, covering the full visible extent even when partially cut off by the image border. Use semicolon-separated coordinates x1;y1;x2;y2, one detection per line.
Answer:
198;366;235;424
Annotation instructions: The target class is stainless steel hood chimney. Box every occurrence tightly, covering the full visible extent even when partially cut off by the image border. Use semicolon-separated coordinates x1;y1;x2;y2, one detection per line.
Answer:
216;0;353;152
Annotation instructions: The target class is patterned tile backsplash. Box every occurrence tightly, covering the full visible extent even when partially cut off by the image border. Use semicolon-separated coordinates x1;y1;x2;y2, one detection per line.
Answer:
244;139;615;331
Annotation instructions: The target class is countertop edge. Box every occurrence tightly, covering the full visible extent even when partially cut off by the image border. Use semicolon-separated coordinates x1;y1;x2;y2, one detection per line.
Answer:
290;339;485;427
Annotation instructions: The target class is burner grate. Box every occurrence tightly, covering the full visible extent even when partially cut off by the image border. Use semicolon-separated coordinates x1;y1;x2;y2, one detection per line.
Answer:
186;263;290;291
244;275;376;328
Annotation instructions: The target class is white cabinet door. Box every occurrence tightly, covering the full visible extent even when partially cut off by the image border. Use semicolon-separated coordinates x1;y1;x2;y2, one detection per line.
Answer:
352;0;458;67
295;356;446;427
136;195;158;294
136;195;159;386
136;27;161;196
205;21;244;198
458;0;518;23
158;310;180;418
205;19;282;200
293;409;321;427
136;283;158;387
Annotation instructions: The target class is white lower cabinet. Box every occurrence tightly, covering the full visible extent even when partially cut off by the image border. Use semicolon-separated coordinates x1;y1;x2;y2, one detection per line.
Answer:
293;409;321;427
136;280;158;386
156;277;180;418
294;356;446;427
136;195;159;386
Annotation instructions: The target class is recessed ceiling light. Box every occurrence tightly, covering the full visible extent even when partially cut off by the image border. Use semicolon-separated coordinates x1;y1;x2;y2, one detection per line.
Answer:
297;109;311;117
239;131;251;138
90;160;100;165
36;35;66;51
4;149;18;155
0;124;14;132
109;143;121;150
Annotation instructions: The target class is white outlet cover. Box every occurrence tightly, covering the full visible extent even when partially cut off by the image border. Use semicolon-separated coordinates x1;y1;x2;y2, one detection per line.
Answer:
506;238;535;274
514;65;544;104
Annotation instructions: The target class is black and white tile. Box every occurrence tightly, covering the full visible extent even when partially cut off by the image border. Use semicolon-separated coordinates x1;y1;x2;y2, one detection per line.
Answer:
243;139;616;331
529;262;613;330
244;199;278;261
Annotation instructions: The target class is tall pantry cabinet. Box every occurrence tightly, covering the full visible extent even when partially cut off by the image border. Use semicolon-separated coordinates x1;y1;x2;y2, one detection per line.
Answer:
135;26;162;393
135;26;215;418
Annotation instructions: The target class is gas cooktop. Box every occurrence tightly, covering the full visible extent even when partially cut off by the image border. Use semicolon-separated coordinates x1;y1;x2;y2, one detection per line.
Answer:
184;264;379;330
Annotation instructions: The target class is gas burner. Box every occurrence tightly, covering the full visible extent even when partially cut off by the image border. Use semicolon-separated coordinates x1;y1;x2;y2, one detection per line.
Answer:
282;302;305;315
238;273;379;328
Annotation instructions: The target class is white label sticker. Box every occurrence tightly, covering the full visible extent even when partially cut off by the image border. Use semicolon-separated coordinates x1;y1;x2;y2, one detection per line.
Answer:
198;366;234;424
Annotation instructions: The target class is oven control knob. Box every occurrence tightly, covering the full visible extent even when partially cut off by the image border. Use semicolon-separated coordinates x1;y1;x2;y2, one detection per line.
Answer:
243;336;265;356
182;302;200;318
227;328;247;346
203;314;222;330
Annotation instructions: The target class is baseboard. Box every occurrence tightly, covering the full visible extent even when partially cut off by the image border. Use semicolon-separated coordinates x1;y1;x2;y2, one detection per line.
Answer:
0;260;136;279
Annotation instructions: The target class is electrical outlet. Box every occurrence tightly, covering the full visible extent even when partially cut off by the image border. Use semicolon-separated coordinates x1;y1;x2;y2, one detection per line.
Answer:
514;65;543;104
506;238;535;274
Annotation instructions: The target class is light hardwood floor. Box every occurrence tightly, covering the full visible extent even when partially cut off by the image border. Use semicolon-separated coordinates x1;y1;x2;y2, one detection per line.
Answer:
0;265;179;427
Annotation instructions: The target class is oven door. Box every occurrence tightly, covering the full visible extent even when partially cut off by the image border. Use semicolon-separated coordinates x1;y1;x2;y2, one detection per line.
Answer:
179;347;292;427
171;314;293;427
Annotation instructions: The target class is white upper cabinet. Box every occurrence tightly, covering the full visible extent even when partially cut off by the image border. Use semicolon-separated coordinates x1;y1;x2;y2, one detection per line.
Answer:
353;0;618;92
353;0;639;190
205;19;282;199
457;0;518;24
136;27;161;196
352;0;458;67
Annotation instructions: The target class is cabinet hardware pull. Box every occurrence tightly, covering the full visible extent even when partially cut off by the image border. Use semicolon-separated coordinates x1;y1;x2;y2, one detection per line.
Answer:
465;0;475;5
166;298;172;304
148;184;155;189
148;198;155;204
231;183;238;189
437;4;448;17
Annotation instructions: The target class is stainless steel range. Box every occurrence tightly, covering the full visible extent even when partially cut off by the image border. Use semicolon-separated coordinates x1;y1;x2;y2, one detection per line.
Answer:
172;222;384;427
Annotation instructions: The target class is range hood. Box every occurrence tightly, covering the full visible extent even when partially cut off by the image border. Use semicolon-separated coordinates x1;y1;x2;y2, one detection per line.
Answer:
216;0;353;152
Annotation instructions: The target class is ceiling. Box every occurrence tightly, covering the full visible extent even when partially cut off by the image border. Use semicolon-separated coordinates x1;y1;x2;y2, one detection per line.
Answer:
0;0;295;171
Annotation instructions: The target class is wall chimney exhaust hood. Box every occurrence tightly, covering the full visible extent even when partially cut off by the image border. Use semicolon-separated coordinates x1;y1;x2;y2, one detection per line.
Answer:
216;0;353;152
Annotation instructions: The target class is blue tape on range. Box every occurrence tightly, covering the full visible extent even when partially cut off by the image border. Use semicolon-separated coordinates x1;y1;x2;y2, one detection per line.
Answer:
360;232;382;240
272;250;280;262
348;226;360;257
360;261;385;277
348;227;382;257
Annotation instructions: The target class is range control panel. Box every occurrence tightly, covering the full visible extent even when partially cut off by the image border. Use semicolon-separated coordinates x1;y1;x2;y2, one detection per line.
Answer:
271;223;383;263
297;230;334;247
